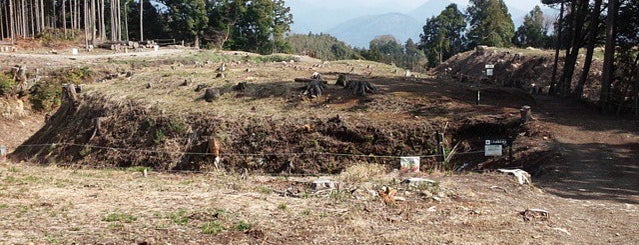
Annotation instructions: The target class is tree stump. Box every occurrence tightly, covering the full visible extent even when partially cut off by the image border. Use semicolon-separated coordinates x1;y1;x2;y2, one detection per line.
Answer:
520;106;532;123
204;88;221;102
195;84;207;92
63;84;78;103
346;81;377;96
232;82;248;91
304;80;327;98
336;74;347;87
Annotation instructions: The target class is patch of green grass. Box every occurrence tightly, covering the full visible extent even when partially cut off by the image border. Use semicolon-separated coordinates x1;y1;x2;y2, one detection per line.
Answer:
169;209;190;225
45;236;58;243
7;166;20;173
16;205;30;217
257;186;272;194
249;54;299;63
233;220;252;232
24;175;42;183
126;166;151;173
300;209;311;216
103;212;137;223
0;204;8;209
277;203;288;210
4;176;19;184
201;221;226;235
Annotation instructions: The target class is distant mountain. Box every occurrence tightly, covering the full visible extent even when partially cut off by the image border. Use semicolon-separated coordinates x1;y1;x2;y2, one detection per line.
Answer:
286;0;410;35
287;0;560;48
326;13;422;48
408;0;456;22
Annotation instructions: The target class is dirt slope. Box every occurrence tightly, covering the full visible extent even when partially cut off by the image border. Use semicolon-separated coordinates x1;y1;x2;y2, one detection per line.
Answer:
434;47;604;101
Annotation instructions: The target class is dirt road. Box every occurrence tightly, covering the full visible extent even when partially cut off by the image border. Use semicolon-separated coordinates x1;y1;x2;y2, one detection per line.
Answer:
534;96;639;205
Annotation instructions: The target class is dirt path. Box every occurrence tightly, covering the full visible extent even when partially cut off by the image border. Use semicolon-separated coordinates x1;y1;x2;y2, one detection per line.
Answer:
534;95;639;204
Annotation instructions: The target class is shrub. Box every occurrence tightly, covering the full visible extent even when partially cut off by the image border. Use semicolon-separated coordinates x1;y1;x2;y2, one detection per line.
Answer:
202;221;226;234
29;80;62;111
0;73;15;96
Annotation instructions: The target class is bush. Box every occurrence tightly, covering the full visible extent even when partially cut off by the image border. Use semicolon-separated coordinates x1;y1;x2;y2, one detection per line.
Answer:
0;73;15;96
29;67;92;112
29;80;62;111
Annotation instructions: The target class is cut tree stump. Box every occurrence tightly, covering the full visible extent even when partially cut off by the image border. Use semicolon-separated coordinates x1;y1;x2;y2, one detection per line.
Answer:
195;84;207;92
346;80;377;96
303;80;327;98
204;88;221;102
336;74;347;87
232;82;248;91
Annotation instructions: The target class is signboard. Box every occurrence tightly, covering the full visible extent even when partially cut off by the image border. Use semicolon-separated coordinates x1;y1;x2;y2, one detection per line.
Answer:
0;146;7;161
484;139;512;156
485;64;494;77
485;145;503;156
400;156;420;173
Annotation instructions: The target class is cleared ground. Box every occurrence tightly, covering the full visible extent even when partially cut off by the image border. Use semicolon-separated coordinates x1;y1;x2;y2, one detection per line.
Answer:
0;47;638;244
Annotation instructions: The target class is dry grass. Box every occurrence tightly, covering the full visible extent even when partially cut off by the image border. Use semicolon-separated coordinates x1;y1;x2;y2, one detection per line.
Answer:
338;163;388;183
1;161;637;244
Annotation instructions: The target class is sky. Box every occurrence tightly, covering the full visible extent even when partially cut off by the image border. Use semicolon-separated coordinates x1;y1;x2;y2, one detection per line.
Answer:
297;0;544;12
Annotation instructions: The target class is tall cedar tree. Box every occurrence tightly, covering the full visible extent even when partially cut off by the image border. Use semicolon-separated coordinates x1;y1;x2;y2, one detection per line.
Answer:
163;0;209;48
225;0;292;54
466;0;515;48
513;5;549;48
419;3;466;67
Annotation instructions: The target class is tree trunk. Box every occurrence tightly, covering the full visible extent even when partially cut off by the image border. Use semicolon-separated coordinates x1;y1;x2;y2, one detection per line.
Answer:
84;0;89;49
0;2;4;39
40;0;44;29
559;0;589;97
62;0;67;36
124;0;129;41
9;0;14;43
600;0;618;110
575;0;603;99
550;0;565;95
139;0;143;41
100;0;105;40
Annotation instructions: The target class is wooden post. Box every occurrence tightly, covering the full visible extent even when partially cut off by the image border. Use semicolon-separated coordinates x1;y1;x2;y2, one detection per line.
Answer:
436;131;446;163
520;106;532;124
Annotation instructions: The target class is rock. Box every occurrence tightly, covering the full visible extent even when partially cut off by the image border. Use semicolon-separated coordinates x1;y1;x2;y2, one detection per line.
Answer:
401;178;438;187
498;169;532;185
521;208;549;222
311;179;339;191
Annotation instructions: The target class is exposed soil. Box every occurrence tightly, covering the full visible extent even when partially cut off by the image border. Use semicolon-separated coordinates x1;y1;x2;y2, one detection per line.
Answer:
535;95;639;204
8;51;539;174
0;47;637;244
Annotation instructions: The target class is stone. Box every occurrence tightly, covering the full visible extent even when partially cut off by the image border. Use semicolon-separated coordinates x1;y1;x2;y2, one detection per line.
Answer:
311;179;339;191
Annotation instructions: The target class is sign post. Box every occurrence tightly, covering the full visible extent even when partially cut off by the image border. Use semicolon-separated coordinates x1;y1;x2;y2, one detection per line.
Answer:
485;139;514;164
0;146;7;162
